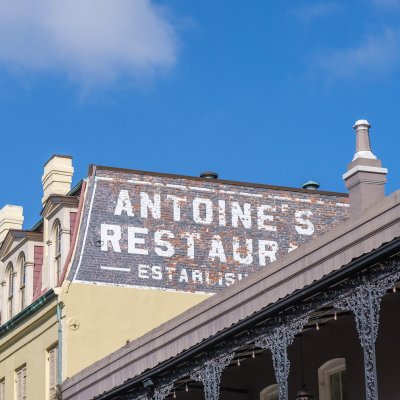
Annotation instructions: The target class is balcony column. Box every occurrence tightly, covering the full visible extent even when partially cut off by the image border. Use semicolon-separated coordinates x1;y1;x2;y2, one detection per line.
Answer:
255;315;309;400
190;352;235;400
334;268;400;400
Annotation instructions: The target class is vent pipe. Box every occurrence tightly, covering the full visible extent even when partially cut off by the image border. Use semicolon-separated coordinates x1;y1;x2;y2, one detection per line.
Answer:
200;171;218;179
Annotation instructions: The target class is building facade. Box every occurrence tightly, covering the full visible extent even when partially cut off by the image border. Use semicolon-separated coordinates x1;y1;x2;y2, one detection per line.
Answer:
2;120;390;400
61;120;399;400
0;154;348;399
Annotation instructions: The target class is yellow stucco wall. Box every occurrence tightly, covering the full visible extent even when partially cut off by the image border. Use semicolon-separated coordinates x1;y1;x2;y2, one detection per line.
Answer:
61;282;210;378
0;298;58;400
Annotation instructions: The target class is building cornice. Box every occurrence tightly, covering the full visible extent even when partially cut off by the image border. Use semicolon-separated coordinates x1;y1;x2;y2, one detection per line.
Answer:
0;289;56;338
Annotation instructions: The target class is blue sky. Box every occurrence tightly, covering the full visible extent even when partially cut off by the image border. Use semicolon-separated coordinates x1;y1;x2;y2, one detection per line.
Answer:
1;0;400;227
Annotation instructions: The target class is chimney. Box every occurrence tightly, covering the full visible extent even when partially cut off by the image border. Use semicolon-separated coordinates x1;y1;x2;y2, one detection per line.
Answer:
343;120;388;219
42;155;74;206
0;205;24;244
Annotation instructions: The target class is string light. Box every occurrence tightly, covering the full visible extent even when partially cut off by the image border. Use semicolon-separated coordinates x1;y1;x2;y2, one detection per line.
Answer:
316;321;320;331
185;382;189;392
237;356;241;366
334;312;337;321
393;286;397;293
252;347;256;358
173;389;176;398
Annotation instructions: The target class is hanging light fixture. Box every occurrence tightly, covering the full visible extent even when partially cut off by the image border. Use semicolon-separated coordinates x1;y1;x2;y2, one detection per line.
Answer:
295;335;314;399
252;347;256;359
295;385;314;400
237;356;241;366
185;382;189;392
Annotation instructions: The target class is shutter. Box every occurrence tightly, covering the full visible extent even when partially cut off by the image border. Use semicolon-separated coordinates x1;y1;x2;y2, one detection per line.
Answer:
16;366;26;400
49;346;58;399
22;367;26;400
0;379;5;400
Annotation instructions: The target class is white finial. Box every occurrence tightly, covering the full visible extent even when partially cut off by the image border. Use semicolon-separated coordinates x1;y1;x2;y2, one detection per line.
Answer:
352;119;376;161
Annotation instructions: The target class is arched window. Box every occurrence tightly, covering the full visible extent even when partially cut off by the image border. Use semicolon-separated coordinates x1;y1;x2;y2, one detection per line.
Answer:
18;253;26;310
260;384;279;400
6;262;15;319
318;358;347;400
53;220;62;285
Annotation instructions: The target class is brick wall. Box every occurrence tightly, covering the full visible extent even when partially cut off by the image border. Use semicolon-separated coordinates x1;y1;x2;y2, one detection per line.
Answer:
69;168;349;293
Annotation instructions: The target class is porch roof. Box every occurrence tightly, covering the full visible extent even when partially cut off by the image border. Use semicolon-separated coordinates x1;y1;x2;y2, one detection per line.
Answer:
62;190;400;400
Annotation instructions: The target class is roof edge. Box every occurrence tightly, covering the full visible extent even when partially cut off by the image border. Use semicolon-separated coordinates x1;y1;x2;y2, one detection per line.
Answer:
91;164;349;197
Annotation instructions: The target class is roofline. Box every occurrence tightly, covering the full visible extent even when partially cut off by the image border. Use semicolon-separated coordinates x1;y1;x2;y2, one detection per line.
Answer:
89;164;349;198
68;180;83;196
30;218;44;232
0;289;56;338
96;237;400;399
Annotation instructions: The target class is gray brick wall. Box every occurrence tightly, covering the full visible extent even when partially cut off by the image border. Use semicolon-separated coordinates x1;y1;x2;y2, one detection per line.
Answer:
69;168;349;293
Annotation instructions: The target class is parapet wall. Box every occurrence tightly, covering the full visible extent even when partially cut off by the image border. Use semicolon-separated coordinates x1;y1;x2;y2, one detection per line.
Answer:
69;167;349;293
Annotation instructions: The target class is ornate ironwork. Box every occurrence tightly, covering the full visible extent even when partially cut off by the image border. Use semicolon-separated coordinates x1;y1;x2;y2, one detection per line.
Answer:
334;260;400;400
116;258;400;400
255;315;309;400
153;383;174;400
190;352;235;400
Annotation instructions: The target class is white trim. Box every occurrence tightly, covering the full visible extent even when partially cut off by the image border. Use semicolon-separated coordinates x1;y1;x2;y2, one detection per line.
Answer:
260;384;278;400
352;150;377;161
343;165;388;180
72;179;98;281
100;266;131;272
318;358;346;400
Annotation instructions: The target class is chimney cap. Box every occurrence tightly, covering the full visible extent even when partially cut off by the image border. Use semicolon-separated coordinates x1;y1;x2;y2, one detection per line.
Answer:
353;120;371;130
44;154;73;168
302;181;320;190
200;171;218;179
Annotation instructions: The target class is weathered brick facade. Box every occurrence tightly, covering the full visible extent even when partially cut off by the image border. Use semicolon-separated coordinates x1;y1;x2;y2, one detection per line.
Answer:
69;167;349;293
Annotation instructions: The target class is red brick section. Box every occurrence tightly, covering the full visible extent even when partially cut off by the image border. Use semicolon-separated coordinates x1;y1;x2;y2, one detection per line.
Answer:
33;245;44;300
70;212;77;245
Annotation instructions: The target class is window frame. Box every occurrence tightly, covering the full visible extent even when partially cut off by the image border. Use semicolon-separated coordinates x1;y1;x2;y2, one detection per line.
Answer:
6;262;15;320
318;358;346;400
53;220;62;285
18;253;26;311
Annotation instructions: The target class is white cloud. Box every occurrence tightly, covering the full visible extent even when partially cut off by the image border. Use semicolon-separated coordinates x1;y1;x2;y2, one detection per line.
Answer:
0;0;179;87
314;30;400;79
291;2;343;21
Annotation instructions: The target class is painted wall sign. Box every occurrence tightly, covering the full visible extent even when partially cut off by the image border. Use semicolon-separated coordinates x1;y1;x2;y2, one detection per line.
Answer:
70;168;349;293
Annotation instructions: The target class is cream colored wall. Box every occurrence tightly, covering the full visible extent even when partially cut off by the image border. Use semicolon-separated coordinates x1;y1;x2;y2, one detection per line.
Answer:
0;299;58;400
61;282;210;378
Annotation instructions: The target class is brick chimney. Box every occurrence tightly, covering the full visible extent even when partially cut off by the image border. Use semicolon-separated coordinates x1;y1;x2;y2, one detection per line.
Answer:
343;120;388;219
42;155;74;206
0;205;24;244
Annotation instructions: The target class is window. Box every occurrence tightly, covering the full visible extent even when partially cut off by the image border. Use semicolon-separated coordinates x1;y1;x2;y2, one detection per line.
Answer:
16;365;26;400
48;345;58;400
318;358;347;400
18;253;26;311
53;220;62;285
6;263;14;319
260;384;279;400
0;378;5;400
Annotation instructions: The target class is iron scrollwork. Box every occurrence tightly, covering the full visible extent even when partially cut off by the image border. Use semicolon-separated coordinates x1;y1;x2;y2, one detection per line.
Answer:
334;260;400;400
255;315;309;400
190;352;235;400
